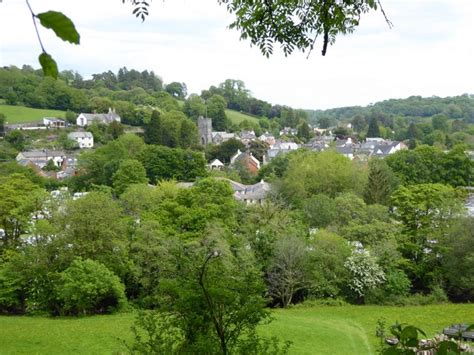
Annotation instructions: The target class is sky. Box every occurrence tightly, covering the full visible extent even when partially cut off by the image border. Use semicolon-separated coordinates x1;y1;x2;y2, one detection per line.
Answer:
0;0;473;110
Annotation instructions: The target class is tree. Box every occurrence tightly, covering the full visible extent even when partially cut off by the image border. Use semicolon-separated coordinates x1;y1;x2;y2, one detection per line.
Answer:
0;113;6;136
367;116;381;138
144;110;162;145
206;138;245;164
56;258;127;315
183;94;206;121
344;246;385;302
55;192;129;278
165;82;187;99
207;94;229;131
267;235;310;307
0;174;46;252
441;218;474;302
431;113;449;132
156;235;277;354
281;150;367;204
364;158;398;205
391;183;465;291
297;121;312;141
307;230;351;299
112;159;148;195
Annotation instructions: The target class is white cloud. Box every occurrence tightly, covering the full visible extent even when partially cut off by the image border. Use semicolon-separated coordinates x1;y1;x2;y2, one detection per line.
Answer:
1;0;473;109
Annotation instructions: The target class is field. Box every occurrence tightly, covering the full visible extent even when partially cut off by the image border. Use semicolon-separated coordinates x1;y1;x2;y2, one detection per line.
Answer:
226;109;260;125
0;304;472;354
0;105;66;124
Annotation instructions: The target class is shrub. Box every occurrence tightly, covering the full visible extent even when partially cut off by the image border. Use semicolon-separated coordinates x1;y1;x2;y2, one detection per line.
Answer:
56;258;126;315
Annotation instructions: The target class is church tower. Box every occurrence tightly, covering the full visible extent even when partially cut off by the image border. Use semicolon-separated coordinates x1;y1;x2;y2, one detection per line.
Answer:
198;116;212;145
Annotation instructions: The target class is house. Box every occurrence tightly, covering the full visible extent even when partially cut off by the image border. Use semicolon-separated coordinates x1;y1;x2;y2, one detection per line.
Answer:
43;117;66;128
212;131;236;144
258;132;276;146
16;150;66;169
336;145;354;160
230;149;260;174
208;158;224;170
239;130;257;145
233;180;272;205
279;127;298;136
68;131;94;149
265;141;300;162
76;108;121;127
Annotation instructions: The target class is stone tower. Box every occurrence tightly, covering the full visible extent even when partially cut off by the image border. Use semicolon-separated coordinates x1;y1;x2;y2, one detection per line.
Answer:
198;116;212;145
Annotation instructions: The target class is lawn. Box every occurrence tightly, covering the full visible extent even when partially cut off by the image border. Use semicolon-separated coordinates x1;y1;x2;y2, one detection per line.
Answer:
0;105;66;124
0;304;472;354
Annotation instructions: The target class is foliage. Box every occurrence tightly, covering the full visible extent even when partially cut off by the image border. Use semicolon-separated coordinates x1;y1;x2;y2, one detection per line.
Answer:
139;145;207;183
386;145;473;187
219;0;386;57
307;230;351;299
344;247;385;301
441;218;474;302
267;235;310;308
56;258;126;315
156;235;278;354
281;150;367;204
364;158;399;205
0;174;46;252
112;159;148;195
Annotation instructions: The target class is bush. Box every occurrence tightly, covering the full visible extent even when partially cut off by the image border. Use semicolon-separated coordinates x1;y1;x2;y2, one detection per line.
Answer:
56;258;127;315
291;298;349;308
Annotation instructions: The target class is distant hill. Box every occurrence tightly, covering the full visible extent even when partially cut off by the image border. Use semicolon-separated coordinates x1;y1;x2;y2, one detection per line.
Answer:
306;94;474;125
0;104;66;124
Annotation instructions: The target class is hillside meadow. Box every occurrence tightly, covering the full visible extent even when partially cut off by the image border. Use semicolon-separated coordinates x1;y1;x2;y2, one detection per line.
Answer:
1;304;472;354
0;104;66;124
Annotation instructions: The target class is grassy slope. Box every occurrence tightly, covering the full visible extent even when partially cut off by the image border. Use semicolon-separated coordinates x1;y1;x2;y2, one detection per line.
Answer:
225;109;259;125
0;304;473;354
0;105;66;124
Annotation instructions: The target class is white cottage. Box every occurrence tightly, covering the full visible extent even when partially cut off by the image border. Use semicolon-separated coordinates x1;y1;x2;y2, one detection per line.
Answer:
68;131;94;149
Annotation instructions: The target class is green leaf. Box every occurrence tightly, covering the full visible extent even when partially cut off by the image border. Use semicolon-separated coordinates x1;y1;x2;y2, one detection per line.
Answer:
37;11;80;44
437;340;459;355
38;53;58;79
400;326;418;345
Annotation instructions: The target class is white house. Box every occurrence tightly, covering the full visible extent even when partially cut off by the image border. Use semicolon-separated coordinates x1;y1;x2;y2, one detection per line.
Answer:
208;158;225;170
43;117;66;128
68;131;94;149
76;108;121;127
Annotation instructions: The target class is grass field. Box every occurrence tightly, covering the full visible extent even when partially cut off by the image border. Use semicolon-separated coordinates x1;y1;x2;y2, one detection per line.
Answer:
0;304;472;354
226;109;260;125
0;105;66;124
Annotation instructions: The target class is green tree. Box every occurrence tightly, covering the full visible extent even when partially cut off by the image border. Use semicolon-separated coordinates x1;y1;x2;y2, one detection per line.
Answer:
267;235;310;307
441;218;474;302
55;192;129;278
0;113;6;136
391;183;465;291
364;158;399;205
112;159;148;195
165;82;187;99
207;94;229;131
56;258;127;315
281;150;367;204
144;110;162;145
183;94;206;121
431;113;449;132
297;121;312;141
156;235;276;354
367;116;381;138
0;174;46;252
